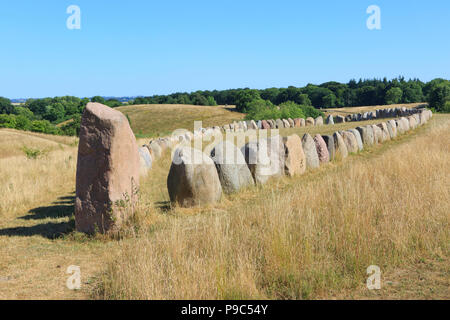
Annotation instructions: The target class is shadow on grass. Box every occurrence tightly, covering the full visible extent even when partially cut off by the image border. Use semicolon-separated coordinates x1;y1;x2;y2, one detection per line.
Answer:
155;201;172;213
0;193;76;239
0;220;75;239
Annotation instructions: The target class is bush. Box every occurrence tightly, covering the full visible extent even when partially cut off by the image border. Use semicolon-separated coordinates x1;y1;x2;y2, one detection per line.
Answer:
22;146;48;159
244;100;321;121
0;114;17;128
235;89;261;112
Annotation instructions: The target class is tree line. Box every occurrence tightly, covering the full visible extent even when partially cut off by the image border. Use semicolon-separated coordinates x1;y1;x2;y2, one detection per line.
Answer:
0;77;449;136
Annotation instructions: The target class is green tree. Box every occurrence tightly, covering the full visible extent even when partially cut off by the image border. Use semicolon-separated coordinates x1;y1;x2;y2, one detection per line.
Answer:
0;97;14;114
428;82;450;112
91;96;106;104
235;89;261;112
385;87;403;104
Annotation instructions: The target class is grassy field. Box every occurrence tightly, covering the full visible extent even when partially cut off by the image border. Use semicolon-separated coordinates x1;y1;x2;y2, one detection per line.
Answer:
116;104;245;138
0;109;448;300
324;102;427;116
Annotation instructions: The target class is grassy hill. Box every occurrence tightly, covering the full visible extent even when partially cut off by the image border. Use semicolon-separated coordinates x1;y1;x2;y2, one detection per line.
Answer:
116;104;245;138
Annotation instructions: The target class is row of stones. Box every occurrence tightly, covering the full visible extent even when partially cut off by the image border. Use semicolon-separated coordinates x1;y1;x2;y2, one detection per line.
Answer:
165;109;432;207
138;106;425;173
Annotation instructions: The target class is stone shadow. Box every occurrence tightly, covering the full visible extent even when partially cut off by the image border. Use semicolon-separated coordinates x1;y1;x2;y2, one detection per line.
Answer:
0;193;76;239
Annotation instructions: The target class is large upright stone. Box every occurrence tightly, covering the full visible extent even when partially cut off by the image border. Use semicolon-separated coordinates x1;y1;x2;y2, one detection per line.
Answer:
283;119;291;128
335;115;345;123
322;135;335;160
313;134;329;163
167;147;222;207
242;136;285;184
75;102;140;234
283;134;306;176
261;120;271;130
306;117;315;126
348;129;363;151
301;133;320;169
333;131;348;159
315;116;324;126
210;141;254;194
276;119;284;129
357;125;375;146
326;115;334;125
148;140;162;160
341;131;359;154
139;146;152;176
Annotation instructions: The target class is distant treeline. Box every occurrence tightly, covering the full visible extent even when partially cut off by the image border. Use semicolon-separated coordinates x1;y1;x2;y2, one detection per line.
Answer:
0;77;449;136
130;77;450;113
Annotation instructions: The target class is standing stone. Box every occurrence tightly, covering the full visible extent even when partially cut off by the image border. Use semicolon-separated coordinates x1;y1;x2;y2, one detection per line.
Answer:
371;125;382;144
210;141;254;194
348;129;363;151
313;134;329;163
408;116;417;129
341;131;358;154
377;122;390;142
167;147;222;207
333;131;348;159
139;146;152;176
315;116;324;126
75;102;140;234
326;115;334;125
294;118;301;127
335;115;345;123
356;126;374;146
261;120;271;130
322;135;335;160
276;119;284;128
306;117;315;126
256;120;262;129
288;118;295;128
148;140;162;160
242;136;285;185
300;118;306;127
301;133;320;169
386;121;395;139
283;134;306;176
283;119;291;128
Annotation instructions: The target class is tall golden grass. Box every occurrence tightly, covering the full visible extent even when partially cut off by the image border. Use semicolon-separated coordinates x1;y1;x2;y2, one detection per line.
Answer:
94;115;450;299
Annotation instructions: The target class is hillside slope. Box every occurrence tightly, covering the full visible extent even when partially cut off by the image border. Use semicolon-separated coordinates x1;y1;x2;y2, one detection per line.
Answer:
116;104;245;138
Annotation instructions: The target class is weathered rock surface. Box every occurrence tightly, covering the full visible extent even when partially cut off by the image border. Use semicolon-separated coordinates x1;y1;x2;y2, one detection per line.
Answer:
210;141;254;194
315;116;324;126
139;146;152;175
326;115;334;125
75;102;140;234
333;131;348;159
322;135;335;160
283;134;306;176
242;136;285;184
306;117;315;126
167;147;222;207
313;134;329;163
301;133;320;168
348;129;363;151
341;131;359;153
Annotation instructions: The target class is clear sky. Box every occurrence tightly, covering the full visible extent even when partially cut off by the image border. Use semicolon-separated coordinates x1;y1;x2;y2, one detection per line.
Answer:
1;0;449;98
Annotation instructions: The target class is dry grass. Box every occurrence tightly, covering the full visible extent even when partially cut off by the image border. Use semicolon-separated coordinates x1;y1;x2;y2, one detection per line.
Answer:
116;104;245;138
94;115;450;300
0;114;448;300
324;102;427;116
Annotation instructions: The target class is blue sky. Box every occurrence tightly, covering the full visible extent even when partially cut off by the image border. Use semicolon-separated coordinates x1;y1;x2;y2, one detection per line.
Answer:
0;0;449;98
